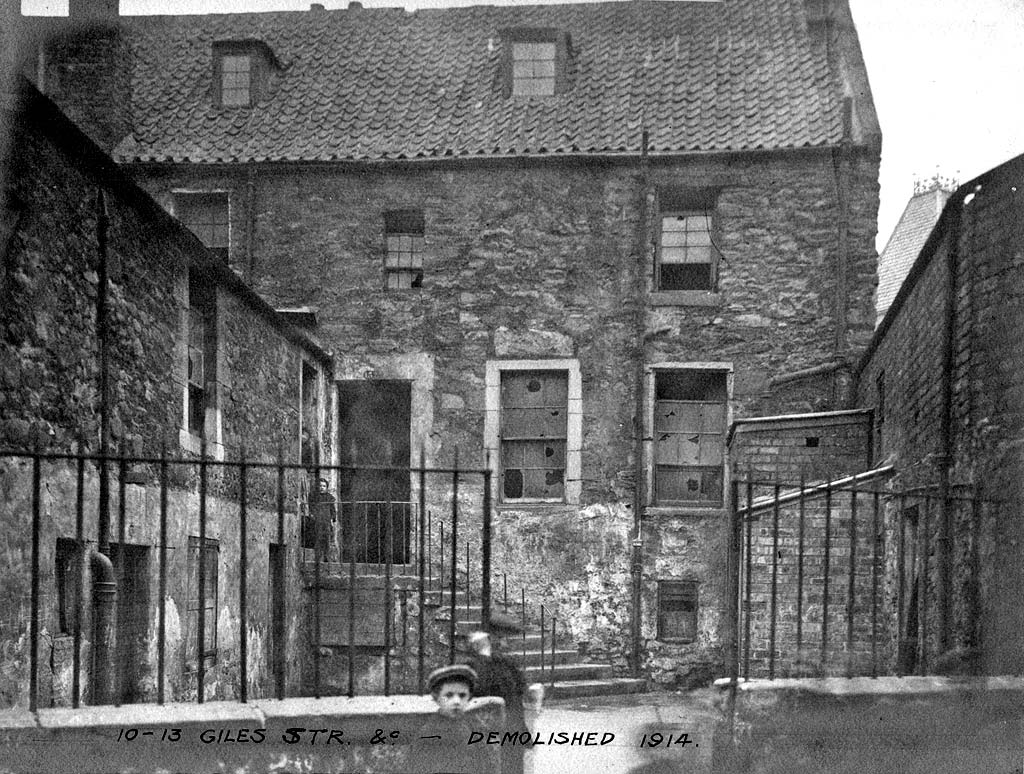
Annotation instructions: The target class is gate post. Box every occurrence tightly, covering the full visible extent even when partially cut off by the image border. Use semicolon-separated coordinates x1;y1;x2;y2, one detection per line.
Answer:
481;451;492;632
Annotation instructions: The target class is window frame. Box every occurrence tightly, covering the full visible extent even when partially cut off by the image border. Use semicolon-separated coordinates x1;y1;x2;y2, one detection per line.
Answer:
186;536;219;668
178;268;223;459
657;579;699;643
654;188;721;294
383;209;425;291
647;364;731;509
484;359;582;506
502;27;570;98
211;40;276;108
511;41;557;96
499;370;569;502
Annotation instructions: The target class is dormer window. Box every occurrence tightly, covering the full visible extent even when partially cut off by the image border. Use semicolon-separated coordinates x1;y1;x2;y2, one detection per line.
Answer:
512;42;556;96
502;28;571;97
220;54;252;107
212;40;279;108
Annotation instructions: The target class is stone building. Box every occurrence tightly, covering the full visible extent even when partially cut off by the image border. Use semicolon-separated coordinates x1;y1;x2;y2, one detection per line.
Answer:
0;75;331;707
12;0;881;688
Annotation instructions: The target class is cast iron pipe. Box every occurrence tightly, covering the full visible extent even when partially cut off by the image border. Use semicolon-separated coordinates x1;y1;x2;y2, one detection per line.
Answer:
89;549;116;705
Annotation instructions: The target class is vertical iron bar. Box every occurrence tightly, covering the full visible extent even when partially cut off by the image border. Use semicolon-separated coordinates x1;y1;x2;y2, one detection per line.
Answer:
540;606;545;678
846;482;858;677
427;509;433;590
821;480;832;671
116;448;126;706
896;493;906;674
73;449;85;708
449;449;459;665
727;479;741;689
275;444;286;700
313;492;321;700
197;441;207;703
871;489;880;678
482;453;492;632
796;474;806;668
239;450;248;703
550;617;557;691
384;524;392;696
348;502;356;697
503;574;508;613
417;444;427;693
743;477;753;679
920;495;931;675
157;444;168;705
769;483;780;679
29;449;41;713
466;541;470;618
521;588;527;665
440;522;445;591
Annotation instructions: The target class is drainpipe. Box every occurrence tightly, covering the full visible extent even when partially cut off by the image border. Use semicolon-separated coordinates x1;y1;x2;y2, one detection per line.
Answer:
92;188;116;703
831;98;853;367
629;128;650;676
937;194;962;653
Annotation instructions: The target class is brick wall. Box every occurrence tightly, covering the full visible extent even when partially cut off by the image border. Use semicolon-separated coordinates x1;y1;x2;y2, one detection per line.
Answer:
856;153;1024;675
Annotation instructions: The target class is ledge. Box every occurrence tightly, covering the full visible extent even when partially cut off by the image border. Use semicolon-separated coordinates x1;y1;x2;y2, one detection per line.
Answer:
649;291;722;307
643;506;727;519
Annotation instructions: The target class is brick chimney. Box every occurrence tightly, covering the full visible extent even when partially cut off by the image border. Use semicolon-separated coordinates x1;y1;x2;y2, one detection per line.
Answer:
42;4;132;153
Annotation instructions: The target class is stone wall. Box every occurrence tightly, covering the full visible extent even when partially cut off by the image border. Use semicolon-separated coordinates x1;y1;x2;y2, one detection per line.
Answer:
132;145;880;683
0;83;329;708
856;154;1024;675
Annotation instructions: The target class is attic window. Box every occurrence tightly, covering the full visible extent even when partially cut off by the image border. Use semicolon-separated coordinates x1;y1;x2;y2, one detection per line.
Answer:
503;28;570;97
213;41;276;108
512;42;556;96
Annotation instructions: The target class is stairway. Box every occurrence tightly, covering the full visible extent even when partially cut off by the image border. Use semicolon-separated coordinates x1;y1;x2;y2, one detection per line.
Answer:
427;589;647;700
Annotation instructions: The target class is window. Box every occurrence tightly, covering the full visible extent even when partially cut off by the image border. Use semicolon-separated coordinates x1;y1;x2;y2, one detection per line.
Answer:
875;371;886;461
500;371;568;501
175;193;229;263
186;536;218;667
55;538;80;636
654;370;727;505
512;41;556;96
658;580;698;642
186;270;216;438
656;190;719;292
384;210;424;290
219;53;251;106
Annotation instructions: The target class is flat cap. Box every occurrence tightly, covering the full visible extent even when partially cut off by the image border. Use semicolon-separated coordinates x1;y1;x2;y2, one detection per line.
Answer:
486;611;523;635
427;664;477;693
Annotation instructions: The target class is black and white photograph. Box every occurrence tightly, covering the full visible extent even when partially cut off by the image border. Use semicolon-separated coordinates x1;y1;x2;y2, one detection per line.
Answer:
1;0;1022;771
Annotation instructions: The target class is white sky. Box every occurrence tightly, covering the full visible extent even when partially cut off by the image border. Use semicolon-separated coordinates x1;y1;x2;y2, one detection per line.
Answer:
19;0;1024;252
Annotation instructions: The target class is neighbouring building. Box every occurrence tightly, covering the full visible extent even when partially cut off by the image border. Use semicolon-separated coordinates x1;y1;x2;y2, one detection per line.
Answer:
857;152;1024;676
0;75;332;707
874;174;955;326
9;0;881;691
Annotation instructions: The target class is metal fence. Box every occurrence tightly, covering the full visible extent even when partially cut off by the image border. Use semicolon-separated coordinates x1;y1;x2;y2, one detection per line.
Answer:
0;444;494;710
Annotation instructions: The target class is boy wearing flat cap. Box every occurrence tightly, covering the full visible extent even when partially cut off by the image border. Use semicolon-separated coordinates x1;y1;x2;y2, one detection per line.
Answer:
411;665;499;774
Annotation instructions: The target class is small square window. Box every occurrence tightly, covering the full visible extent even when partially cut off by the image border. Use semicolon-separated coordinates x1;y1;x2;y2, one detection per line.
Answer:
175;193;229;263
384;210;425;290
658;580;698;642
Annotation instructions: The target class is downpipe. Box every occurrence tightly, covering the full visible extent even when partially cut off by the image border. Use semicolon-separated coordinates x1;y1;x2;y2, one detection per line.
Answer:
89;549;117;705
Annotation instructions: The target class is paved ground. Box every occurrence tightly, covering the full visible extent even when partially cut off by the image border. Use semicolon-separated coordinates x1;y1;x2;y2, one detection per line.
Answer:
526;691;720;774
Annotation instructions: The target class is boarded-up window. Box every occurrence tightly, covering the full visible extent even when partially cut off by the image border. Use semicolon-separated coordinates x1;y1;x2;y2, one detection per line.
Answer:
654;370;726;505
186;271;216;437
501;371;567;501
176;193;229;263
186;536;218;669
55;538;80;636
658;580;698;642
384;210;424;290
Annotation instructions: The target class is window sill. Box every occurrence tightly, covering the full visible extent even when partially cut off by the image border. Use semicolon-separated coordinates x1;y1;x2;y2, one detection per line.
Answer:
650;291;721;307
178;429;225;461
644;505;726;518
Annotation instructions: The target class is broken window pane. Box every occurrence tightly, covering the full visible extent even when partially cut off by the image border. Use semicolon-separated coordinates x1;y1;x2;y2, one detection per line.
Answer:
500;371;568;501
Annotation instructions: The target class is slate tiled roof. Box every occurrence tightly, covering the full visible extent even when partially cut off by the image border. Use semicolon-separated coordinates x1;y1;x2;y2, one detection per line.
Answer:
103;0;844;163
875;186;951;326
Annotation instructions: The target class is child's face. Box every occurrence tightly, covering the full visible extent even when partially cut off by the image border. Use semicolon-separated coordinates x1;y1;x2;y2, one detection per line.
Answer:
432;679;471;717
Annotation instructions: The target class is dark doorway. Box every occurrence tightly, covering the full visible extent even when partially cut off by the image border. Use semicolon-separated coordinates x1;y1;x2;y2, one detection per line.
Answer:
111;543;151;703
337;380;412;564
897;505;920;674
268;543;285;695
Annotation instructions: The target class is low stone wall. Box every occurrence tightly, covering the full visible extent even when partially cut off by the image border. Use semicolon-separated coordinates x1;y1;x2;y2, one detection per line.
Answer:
0;695;504;774
715;676;1024;774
